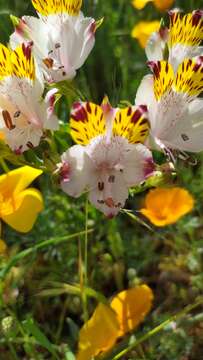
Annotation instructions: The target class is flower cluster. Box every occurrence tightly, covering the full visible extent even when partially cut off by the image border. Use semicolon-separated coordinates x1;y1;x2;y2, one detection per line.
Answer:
0;0;97;153
0;2;202;222
58;9;202;218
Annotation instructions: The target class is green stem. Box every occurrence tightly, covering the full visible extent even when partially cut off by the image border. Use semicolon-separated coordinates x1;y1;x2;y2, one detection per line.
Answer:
5;336;20;360
55;298;69;343
101;298;203;360
0;229;94;281
82;197;89;322
122;209;169;243
0;158;10;173
122;209;153;232
84;197;89;290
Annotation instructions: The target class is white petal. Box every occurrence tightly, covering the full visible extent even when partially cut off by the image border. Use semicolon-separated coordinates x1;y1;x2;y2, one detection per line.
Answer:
88;173;128;217
163;98;203;152
4;123;43;153
73;18;96;69
169;44;203;72
135;74;155;108
145;31;165;61
0;77;58;131
150;91;188;140
60;145;91;198
10;16;49;58
44;113;59;130
123;144;154;186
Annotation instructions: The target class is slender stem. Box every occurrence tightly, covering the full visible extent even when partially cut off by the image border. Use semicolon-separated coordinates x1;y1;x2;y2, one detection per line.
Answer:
55;298;69;343
84;197;89;289
122;209;153;232
105;298;203;360
122;209;169;243
6;339;20;360
0;229;94;281
81;197;89;322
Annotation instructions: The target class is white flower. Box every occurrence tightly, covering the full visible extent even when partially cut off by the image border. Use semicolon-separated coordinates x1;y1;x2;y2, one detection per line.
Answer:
10;0;98;83
135;57;203;154
0;43;58;153
58;98;154;217
146;10;203;71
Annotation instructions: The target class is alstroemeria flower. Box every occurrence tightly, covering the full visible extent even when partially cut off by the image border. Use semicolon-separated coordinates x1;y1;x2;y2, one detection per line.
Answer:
77;285;153;360
0;43;59;153
132;0;174;11
0;166;43;232
146;10;203;71
10;0;97;83
58;97;155;217
131;21;161;49
141;187;194;226
135;57;203;154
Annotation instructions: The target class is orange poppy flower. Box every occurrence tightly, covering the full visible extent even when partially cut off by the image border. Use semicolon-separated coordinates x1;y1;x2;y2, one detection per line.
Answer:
77;285;153;360
141;187;194;226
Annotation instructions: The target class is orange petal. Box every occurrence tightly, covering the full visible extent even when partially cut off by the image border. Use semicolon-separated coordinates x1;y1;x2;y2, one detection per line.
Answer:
110;285;154;336
77;303;120;360
154;0;174;11
141;187;194;226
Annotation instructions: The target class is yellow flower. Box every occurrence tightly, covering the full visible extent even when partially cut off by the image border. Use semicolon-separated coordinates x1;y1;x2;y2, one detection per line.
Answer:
0;166;43;233
131;21;160;48
77;303;119;360
77;285;153;360
132;0;174;11
140;187;194;226
110;285;154;336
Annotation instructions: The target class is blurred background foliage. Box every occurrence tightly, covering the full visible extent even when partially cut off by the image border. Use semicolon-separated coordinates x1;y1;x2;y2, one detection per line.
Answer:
0;0;203;359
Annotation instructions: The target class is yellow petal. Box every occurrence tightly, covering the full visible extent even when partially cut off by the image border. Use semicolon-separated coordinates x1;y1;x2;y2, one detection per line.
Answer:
174;58;203;98
0;166;43;197
70;101;105;145
2;188;44;233
131;21;160;48
32;0;82;16
132;0;151;10
150;61;174;101
168;11;203;48
77;303;120;360
141;187;194;226
154;0;174;11
113;106;149;144
110;285;154;336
